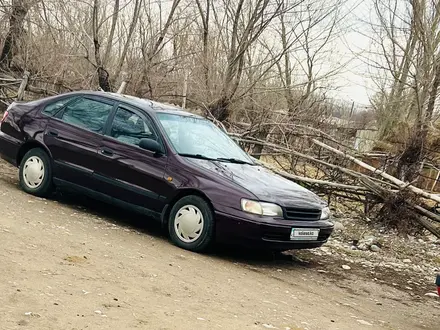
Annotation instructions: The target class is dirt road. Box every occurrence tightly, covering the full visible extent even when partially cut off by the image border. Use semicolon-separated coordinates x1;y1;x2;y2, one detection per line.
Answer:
0;159;439;330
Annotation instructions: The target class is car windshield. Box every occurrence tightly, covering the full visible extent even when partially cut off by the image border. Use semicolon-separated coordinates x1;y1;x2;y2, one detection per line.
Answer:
157;112;253;164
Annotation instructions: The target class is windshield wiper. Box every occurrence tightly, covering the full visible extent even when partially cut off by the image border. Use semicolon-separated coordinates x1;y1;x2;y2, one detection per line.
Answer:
178;153;215;161
179;154;253;165
215;157;254;165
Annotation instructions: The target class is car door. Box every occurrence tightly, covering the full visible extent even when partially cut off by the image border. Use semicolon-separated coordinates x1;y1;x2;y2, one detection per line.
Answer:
94;104;170;214
43;96;115;189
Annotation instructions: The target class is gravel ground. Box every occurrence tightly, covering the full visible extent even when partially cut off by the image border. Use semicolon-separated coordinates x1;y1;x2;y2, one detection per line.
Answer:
0;159;439;330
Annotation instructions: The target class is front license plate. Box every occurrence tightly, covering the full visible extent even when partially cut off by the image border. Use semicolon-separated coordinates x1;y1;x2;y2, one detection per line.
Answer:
290;228;320;241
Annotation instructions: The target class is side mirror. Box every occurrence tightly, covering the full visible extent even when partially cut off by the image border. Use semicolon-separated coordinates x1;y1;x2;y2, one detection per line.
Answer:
139;138;163;155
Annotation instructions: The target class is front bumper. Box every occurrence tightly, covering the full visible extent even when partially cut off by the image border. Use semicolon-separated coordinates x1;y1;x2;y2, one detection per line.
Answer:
215;210;334;250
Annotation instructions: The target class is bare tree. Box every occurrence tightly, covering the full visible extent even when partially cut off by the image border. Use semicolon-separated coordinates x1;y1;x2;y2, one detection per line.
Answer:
276;0;343;117
136;0;182;97
366;0;440;180
0;0;350;128
208;0;284;122
0;0;30;69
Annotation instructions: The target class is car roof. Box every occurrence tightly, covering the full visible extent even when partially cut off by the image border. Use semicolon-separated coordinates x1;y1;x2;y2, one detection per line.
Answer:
71;91;203;118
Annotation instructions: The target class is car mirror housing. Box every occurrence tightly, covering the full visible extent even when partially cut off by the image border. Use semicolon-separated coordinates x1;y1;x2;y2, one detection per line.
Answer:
139;138;163;154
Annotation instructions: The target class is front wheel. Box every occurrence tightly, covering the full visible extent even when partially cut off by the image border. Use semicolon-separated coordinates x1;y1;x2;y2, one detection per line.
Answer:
19;148;53;197
168;195;215;252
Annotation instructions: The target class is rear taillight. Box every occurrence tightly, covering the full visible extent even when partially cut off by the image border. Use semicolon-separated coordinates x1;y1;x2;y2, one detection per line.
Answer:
1;110;8;123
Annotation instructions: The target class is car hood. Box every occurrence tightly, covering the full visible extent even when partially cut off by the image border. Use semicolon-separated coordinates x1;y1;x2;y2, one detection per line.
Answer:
186;158;326;209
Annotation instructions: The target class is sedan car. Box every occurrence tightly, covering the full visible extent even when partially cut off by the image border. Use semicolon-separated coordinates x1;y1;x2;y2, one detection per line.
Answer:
0;91;333;252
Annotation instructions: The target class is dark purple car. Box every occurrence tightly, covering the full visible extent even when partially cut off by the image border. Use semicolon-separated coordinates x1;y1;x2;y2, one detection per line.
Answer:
0;91;333;252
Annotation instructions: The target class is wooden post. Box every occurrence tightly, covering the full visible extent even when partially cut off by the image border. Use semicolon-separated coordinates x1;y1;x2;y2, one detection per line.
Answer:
432;169;440;192
17;70;30;101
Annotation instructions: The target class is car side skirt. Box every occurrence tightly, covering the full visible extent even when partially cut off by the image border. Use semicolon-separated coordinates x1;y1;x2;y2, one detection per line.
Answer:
53;178;162;221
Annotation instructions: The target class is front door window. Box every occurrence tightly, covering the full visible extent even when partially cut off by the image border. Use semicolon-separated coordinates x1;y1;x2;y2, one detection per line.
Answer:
110;107;157;146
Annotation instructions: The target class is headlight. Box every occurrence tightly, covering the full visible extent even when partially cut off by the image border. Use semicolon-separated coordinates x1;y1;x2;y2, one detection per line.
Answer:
241;199;283;217
320;206;330;220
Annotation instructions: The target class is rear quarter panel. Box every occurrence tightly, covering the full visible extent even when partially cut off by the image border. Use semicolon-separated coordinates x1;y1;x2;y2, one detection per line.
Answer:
0;103;50;164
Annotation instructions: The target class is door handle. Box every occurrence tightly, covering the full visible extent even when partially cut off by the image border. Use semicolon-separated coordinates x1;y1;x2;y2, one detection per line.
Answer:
100;148;114;157
47;130;58;137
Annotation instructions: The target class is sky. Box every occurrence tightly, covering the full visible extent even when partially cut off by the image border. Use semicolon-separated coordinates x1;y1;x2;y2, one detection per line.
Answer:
327;0;376;107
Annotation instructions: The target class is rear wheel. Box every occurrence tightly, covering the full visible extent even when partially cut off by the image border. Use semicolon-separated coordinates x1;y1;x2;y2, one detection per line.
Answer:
168;195;215;252
19;148;53;197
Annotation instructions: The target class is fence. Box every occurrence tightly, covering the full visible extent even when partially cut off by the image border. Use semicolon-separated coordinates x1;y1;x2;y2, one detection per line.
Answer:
0;71;130;110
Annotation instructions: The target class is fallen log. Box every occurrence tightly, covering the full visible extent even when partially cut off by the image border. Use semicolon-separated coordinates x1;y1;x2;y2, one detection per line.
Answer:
412;205;440;223
412;213;440;237
235;136;399;189
312;139;440;204
308;145;440;238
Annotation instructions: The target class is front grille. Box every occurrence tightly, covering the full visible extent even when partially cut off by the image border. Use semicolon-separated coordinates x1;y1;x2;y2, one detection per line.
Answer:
284;207;321;221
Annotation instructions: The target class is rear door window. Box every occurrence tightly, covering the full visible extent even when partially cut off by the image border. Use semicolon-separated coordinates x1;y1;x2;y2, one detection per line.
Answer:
59;98;113;134
42;96;79;117
110;107;157;146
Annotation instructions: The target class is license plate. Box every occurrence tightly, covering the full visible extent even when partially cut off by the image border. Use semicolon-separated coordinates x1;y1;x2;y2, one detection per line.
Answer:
290;228;320;241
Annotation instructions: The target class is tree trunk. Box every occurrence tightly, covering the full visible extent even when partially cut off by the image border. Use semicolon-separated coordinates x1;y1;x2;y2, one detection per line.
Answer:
114;0;141;80
251;129;270;160
425;58;440;122
195;0;210;92
280;10;295;114
92;0;111;91
395;127;424;181
0;0;29;69
208;96;230;122
102;0;120;66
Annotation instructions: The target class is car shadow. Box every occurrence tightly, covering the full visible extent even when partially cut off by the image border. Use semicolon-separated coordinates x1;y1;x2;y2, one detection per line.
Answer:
52;189;165;240
34;186;319;270
209;244;319;270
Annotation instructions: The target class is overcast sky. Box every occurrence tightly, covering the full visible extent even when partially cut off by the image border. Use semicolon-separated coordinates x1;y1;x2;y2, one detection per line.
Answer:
328;0;376;107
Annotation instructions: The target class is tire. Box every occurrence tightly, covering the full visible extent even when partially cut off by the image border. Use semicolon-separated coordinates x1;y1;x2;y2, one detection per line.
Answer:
168;195;215;252
19;148;53;197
